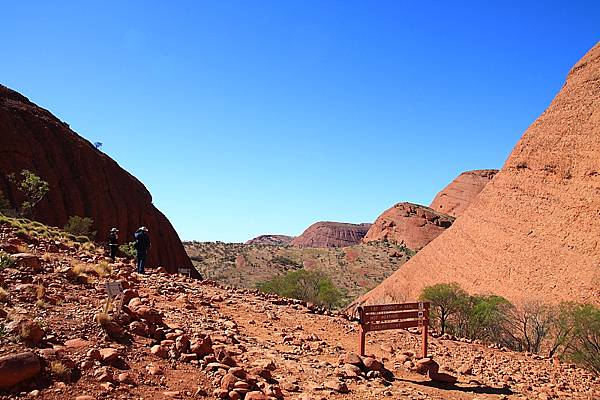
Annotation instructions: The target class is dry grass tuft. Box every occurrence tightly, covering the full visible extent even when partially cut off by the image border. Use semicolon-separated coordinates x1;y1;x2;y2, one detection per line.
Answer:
49;360;71;381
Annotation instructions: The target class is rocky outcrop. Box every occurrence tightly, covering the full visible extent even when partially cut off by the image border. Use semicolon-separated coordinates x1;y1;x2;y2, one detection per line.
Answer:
0;352;41;389
430;169;498;217
0;84;193;274
245;235;294;246
357;43;600;306
362;203;454;250
290;222;371;248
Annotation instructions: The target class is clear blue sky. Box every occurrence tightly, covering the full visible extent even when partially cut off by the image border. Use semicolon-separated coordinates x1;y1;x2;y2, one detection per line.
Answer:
2;1;599;242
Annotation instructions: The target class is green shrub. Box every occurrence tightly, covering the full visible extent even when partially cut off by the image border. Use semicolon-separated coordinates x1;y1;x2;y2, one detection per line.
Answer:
420;283;469;335
272;255;301;268
257;269;347;309
0;251;16;270
549;303;600;375
119;241;136;258
7;170;49;217
64;216;96;239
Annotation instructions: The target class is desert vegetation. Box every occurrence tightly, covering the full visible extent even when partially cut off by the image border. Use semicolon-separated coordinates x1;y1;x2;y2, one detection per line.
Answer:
257;269;348;309
184;240;413;300
420;282;600;375
63;215;96;240
6;169;49;217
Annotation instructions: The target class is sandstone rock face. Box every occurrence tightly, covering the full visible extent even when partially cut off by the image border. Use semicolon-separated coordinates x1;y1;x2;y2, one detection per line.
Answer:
245;235;294;246
290;222;371;248
362;203;454;250
357;43;600;307
430;169;498;217
0;85;193;274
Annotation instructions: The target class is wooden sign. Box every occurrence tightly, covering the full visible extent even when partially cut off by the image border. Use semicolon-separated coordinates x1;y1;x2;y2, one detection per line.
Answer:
104;281;124;297
104;281;125;314
178;268;191;277
357;301;430;358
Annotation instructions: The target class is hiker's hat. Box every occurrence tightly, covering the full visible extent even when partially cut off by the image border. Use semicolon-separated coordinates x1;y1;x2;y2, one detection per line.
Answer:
110;228;119;232
139;226;148;232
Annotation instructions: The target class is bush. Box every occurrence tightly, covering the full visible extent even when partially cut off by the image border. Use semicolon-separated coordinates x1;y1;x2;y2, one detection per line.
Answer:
272;255;302;269
0;251;16;270
7;170;49;217
499;301;555;354
550;303;600;375
420;283;469;335
119;241;136;258
64;216;96;239
257;269;347;309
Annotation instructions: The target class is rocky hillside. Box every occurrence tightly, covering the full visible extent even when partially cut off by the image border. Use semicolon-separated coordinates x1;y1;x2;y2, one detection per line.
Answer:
1;219;598;399
430;169;498;217
0;84;192;274
245;235;294;246
357;42;600;307
362;203;454;250
184;241;413;300
290;222;371;248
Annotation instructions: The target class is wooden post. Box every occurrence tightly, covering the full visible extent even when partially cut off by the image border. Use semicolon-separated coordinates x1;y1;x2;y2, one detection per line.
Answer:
359;325;366;356
358;306;366;356
422;322;428;358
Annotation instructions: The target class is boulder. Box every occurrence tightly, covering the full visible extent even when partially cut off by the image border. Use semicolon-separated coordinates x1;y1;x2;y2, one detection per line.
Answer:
0;352;41;389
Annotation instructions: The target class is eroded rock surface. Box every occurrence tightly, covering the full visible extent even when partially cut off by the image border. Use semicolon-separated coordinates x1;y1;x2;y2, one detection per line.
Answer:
430;169;498;217
358;43;600;306
291;222;371;248
363;203;454;250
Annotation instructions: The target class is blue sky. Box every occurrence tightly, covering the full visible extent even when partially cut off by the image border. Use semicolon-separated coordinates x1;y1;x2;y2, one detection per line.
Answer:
2;1;599;242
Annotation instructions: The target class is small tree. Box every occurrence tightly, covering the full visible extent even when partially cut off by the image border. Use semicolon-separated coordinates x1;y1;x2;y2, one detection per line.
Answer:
8;170;50;217
64;216;96;239
549;302;600;375
499;301;555;353
420;283;468;335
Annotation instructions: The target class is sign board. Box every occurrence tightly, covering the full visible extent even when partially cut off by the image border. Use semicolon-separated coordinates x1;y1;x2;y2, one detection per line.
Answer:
357;301;430;358
178;268;192;277
104;281;125;314
104;281;124;297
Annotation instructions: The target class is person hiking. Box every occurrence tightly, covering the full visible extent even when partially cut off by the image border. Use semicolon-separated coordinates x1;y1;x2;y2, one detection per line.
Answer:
134;226;151;274
107;228;119;262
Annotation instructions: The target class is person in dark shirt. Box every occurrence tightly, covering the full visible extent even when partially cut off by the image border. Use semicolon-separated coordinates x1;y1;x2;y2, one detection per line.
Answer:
134;226;151;274
107;228;119;262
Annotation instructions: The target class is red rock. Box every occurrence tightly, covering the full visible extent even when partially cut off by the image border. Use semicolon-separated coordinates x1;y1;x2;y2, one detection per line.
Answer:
430;170;498;217
128;320;148;336
245;391;269;400
220;373;240;390
150;345;168;359
361;357;383;372
99;348;119;362
356;43;600;307
0;84;194;275
190;336;213;357
291;222;371;248
11;253;42;272
363;203;453;250
245;235;294;246
0;352;41;389
64;338;91;349
323;380;349;393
